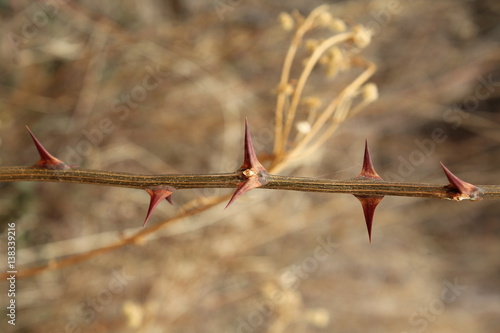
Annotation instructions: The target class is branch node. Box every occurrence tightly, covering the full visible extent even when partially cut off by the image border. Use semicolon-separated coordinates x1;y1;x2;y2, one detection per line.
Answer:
440;162;484;201
226;119;269;208
352;141;384;242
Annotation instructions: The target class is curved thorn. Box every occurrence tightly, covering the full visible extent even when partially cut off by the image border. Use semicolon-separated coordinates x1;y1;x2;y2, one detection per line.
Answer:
440;162;483;201
355;195;384;243
26;126;70;170
143;186;176;227
225;178;263;209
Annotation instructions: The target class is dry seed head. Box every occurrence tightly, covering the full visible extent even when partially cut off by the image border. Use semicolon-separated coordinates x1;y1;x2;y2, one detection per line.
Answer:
352;25;373;48
316;11;333;27
330;47;345;65
302;96;322;110
305;39;320;53
123;301;144;328
330;18;347;32
275;82;295;95
362;83;378;103
325;47;348;77
261;281;279;298
305;308;330;328
284;83;294;95
278;12;294;31
296;121;312;134
318;55;329;65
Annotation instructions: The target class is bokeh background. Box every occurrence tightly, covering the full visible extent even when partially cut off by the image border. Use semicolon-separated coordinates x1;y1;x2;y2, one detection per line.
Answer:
0;0;499;332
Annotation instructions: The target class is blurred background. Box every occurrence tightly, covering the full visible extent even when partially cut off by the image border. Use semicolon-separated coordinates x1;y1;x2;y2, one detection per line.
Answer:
0;0;499;332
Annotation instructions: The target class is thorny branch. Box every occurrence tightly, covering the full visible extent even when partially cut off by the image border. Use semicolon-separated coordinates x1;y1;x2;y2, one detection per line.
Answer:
1;5;498;280
1;123;497;233
1;166;498;200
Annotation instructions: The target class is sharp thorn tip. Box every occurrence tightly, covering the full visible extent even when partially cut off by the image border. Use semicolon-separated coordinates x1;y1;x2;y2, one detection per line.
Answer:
440;162;482;201
143;187;176;227
356;140;382;180
355;195;383;243
26;126;69;170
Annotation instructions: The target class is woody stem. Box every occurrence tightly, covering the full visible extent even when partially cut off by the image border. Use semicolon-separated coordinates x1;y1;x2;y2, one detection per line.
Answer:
1;167;499;200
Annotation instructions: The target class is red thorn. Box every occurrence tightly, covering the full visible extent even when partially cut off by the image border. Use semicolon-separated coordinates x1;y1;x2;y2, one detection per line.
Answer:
26;126;70;170
440;162;483;201
143;186;176;227
225;177;266;209
240;118;266;172
351;141;384;241
354;195;384;243
226;119;269;208
356;140;382;180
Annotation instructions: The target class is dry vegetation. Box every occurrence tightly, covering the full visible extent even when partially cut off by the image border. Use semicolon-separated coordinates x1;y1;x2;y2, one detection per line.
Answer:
0;1;499;332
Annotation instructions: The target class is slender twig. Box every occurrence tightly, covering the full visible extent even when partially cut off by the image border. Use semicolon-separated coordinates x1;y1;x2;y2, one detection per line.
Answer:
1;167;498;199
0;194;227;279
